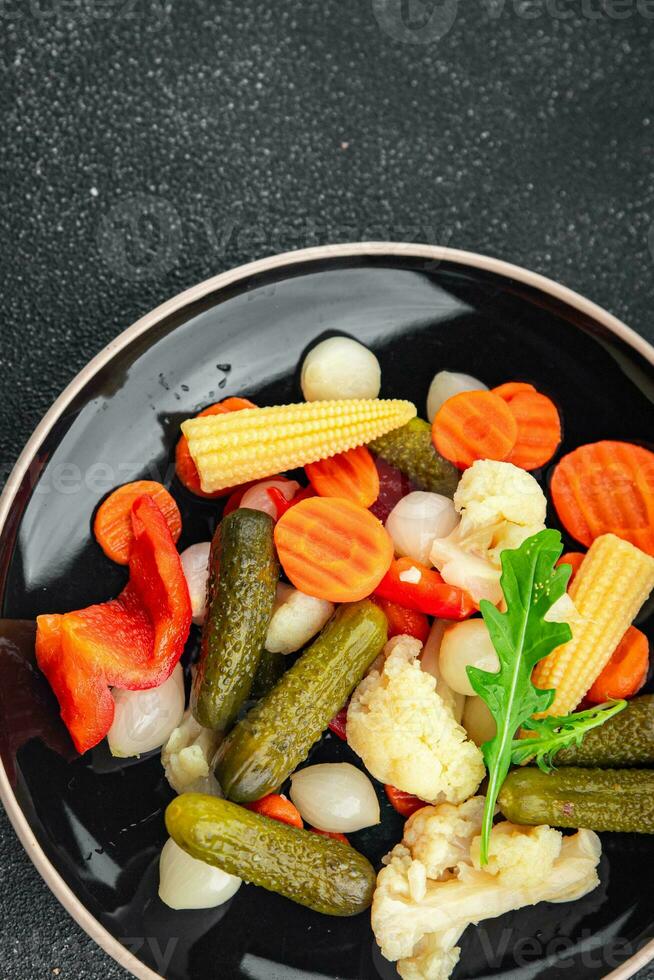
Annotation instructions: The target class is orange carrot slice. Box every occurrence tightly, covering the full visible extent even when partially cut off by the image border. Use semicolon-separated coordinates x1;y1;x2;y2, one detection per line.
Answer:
556;551;586;586
175;397;256;499
587;626;649;703
310;828;350;845
499;389;561;470
305;446;380;508
491;381;537;401
94;481;181;564
274;496;394;602
550;440;654;555
244;794;303;828
431;389;518;470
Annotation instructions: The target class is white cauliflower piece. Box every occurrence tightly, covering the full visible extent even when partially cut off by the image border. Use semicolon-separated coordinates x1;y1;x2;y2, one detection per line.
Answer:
347;636;485;804
162;708;221;794
265;583;334;655
430;460;547;605
372;797;601;980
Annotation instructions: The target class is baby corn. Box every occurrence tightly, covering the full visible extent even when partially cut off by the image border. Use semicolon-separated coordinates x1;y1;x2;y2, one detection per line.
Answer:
532;533;654;716
182;398;417;493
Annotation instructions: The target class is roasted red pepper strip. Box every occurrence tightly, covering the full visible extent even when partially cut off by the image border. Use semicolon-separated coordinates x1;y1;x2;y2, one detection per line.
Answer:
36;496;192;754
374;557;475;620
370;595;430;643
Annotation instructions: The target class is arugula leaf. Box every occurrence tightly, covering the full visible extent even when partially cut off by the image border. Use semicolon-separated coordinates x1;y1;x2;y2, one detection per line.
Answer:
510;699;627;771
467;528;572;865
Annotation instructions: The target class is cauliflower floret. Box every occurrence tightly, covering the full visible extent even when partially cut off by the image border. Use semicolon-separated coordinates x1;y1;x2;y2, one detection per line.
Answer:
265;583;334;655
347;636;485;804
161;708;221;794
430;460;547;604
372;797;601;980
454;458;547;531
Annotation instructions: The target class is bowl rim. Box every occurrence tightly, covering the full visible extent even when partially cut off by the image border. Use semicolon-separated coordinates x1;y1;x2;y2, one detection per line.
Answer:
0;241;652;980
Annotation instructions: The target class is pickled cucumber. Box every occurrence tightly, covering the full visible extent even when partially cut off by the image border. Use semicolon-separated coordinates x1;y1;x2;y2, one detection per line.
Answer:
251;649;287;699
368;417;459;496
216;600;387;802
554;695;654;768
166;793;376;916
498;767;654;833
193;508;279;731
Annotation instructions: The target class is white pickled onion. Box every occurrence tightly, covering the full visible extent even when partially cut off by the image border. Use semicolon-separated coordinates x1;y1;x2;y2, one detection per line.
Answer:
289;763;380;833
439;619;500;697
240;478;300;520
462;696;497;747
420;620;465;723
301;337;381;401
386;491;459;564
180;542;211;626
426;370;487;422
158;838;241;910
108;664;185;758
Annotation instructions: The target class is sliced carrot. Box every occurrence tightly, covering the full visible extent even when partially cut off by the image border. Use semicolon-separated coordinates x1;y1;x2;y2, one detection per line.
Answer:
244;794;303;829
550;440;654;555
385;785;428;818
94;481;181;565
274;496;394;603
492;381;537;401
175;397;256;499
496;389;561;470
556;551;586;586
587;626;649;703
305;446;380;508
310;828;350;845
431;390;518;470
370;595;430;644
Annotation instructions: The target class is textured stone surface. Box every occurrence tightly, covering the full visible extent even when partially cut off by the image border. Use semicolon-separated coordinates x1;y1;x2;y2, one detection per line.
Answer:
1;1;653;977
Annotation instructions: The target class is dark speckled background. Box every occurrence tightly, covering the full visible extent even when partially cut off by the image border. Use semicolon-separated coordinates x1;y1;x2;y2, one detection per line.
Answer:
1;1;654;977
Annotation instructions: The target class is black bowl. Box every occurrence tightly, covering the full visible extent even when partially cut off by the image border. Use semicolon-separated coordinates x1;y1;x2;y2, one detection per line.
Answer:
1;244;653;980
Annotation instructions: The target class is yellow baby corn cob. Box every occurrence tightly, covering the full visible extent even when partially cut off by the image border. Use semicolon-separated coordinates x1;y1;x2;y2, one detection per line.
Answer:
532;533;654;717
181;398;417;493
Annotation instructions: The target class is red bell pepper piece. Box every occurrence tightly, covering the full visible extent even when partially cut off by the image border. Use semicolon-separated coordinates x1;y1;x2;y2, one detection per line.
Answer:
370;595;430;643
266;483;316;520
328;704;349;741
385;784;428;818
36;496;192;754
375;557;475;620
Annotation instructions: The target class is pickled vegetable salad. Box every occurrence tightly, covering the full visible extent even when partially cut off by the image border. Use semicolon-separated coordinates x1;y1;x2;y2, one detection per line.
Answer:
33;338;654;980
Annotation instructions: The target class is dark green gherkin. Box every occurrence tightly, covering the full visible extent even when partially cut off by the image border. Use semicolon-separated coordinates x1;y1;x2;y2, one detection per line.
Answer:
192;508;279;732
215;600;387;802
166;793;377;916
368;417;459;496
498;767;654;834
553;695;654;768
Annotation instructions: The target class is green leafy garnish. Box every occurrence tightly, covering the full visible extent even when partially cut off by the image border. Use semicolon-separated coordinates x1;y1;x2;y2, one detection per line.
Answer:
510;699;627;771
467;529;572;865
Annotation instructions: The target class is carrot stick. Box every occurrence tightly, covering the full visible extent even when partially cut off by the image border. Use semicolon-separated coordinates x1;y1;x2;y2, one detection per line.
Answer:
497;389;561;470
431;390;518;470
556;551;586;586
586;626;649;703
244;794;303;828
94;481;181;565
175;397;256;499
384;785;428;818
274;496;394;602
305;445;380;508
550;440;654;555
